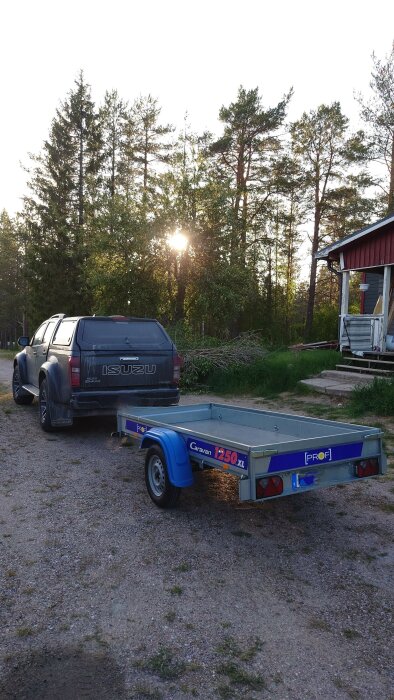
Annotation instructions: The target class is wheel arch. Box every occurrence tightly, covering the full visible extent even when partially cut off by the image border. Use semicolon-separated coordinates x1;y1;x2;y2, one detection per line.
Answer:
14;353;28;383
141;428;193;488
38;361;63;403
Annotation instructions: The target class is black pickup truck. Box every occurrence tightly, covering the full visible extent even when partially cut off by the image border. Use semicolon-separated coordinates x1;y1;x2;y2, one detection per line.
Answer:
12;314;181;431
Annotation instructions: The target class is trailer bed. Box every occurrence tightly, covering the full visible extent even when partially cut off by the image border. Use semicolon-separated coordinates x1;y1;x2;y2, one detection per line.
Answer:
117;403;386;507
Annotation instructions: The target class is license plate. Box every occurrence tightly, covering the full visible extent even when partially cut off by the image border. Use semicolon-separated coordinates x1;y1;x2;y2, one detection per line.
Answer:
292;472;318;490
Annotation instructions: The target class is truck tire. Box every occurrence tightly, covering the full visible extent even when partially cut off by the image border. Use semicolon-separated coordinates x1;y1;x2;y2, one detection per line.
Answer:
145;445;181;508
12;366;34;405
39;378;55;432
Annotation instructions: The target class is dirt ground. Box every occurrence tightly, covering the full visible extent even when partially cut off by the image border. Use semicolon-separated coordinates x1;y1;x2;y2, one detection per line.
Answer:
0;357;393;700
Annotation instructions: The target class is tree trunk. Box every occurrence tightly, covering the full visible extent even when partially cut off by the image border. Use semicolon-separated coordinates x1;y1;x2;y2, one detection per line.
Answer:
304;205;321;340
79;106;84;227
174;252;189;322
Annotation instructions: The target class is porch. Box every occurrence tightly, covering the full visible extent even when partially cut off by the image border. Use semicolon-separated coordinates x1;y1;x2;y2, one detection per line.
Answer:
309;213;394;392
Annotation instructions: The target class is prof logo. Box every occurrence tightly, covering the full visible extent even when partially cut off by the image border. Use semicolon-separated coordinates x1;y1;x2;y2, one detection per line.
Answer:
305;448;332;465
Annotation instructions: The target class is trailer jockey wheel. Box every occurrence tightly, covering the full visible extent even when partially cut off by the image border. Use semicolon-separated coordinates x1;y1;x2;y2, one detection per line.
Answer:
144;445;181;508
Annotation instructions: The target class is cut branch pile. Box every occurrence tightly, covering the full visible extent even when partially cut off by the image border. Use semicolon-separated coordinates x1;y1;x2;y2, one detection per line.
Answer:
182;332;267;375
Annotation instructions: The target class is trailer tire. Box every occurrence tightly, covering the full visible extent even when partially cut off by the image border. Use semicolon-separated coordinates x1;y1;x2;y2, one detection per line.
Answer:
145;445;181;508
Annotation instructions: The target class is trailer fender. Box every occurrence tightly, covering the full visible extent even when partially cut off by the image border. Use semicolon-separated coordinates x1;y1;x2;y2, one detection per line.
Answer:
141;428;193;488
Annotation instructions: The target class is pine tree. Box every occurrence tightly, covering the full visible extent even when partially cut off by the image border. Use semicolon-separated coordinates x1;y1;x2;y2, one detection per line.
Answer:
210;86;292;266
131;95;174;217
356;43;394;213
291;103;371;340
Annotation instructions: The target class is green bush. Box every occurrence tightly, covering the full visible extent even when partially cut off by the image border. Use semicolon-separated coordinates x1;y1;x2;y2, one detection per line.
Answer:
310;305;339;343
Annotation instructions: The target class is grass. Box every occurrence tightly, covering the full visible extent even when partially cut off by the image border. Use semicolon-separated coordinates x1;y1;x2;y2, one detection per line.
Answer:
169;585;183;596
139;646;187;680
308;617;332;632
164;610;176;623
205;349;339;397
0;349;15;360
216;635;263;662
131;684;162;699
16;627;34;637
378;502;394;513
216;661;266;690
343;628;361;640
215;635;265;694
349;377;394;416
173;562;191;573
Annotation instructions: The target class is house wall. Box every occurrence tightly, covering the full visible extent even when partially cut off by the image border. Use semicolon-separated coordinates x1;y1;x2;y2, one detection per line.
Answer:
343;224;394;269
364;272;383;313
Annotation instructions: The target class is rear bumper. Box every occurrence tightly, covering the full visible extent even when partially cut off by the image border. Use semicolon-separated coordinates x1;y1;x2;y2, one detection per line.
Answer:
69;388;180;413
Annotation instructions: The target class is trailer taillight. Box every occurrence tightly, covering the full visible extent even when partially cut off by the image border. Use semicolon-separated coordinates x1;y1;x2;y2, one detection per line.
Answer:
355;458;379;478
173;354;182;385
256;476;283;499
69;356;81;388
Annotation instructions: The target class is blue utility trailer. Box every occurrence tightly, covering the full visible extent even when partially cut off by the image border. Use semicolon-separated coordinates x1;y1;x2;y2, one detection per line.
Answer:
116;403;386;508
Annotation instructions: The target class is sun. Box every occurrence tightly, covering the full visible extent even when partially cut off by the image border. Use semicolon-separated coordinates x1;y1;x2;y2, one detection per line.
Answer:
167;230;188;252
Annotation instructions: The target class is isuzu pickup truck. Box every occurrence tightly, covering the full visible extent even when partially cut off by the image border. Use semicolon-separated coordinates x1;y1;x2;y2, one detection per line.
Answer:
12;314;181;431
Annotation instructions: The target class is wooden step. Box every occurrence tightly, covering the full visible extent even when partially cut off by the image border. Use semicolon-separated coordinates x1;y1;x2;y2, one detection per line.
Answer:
339;356;394;368
335;364;392;376
342;350;394;358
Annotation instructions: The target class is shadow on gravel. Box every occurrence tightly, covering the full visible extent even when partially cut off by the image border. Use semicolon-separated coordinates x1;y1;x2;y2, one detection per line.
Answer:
0;647;126;699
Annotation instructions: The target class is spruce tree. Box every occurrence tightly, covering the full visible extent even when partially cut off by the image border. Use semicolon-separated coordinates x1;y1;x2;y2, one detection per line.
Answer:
0;211;26;343
23;72;103;325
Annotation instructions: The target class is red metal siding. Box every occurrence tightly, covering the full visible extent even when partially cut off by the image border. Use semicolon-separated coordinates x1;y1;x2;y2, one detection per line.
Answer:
343;225;394;269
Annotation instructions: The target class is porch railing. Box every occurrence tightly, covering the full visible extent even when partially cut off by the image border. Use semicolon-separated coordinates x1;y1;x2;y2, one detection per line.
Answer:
340;314;384;352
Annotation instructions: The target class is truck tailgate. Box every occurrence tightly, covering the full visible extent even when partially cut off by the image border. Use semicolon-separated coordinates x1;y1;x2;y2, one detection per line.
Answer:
80;351;174;389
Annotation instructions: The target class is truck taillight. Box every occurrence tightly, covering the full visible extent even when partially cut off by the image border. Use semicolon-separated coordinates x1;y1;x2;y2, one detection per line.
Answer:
256;476;283;499
69;356;81;388
173;354;182;385
355;458;379;478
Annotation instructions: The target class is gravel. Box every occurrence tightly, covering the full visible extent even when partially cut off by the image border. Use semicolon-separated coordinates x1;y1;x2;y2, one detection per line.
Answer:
0;357;393;699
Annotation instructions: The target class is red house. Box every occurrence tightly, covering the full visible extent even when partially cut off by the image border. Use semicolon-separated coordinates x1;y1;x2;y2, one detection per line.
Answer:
316;213;394;354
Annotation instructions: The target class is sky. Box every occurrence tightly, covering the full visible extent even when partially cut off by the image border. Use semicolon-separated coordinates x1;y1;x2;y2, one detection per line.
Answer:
1;0;393;217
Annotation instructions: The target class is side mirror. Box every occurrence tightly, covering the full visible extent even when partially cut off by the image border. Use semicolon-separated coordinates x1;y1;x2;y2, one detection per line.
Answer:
17;336;30;347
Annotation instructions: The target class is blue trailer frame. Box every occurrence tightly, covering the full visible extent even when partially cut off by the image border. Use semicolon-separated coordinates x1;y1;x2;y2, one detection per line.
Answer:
116;403;386;508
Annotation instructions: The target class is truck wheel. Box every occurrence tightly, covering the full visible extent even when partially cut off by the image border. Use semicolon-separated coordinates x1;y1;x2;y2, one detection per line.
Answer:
12;366;34;405
145;445;180;508
39;378;55;432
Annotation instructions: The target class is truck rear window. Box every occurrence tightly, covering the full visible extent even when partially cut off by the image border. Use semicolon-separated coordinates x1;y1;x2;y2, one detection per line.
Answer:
78;319;172;350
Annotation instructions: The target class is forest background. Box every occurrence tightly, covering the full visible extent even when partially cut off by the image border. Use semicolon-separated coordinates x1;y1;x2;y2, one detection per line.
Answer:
0;44;393;349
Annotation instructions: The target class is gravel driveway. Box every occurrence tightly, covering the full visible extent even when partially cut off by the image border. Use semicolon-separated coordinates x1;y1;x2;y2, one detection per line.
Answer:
0;357;393;699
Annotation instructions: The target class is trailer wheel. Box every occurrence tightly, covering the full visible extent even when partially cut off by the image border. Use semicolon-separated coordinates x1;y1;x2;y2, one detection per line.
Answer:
145;445;181;508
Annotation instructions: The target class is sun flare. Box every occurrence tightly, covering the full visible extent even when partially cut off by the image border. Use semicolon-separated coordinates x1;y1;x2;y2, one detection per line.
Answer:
167;230;188;252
